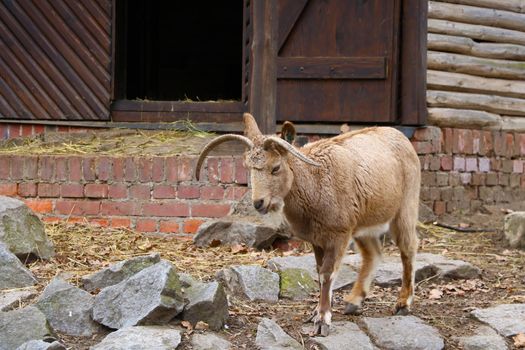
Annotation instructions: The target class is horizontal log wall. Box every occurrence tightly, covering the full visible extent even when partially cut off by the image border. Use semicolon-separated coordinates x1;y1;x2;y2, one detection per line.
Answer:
427;0;525;131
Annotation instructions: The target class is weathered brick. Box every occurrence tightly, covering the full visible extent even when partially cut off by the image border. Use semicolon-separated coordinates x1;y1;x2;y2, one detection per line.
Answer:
471;173;485;186
472;130;481;154
224;186;249;200
23;156;38;180
486;172;498;186
420;187;431;201
419;155;430;171
449;172;461;186
24;200;53;213
110;217;131;228
478;157;490;172
177;185;200;199
440;155;453;171
493;131;506;156
21;125;32;137
159;220;180;233
18;182;37;197
453;156;465;171
84;184;108;198
200;186;224;200
112;158;125;181
446;201;458;213
138;158;152;182
88;218;109;227
97;157;112;181
183;219;204;234
136;219;157;233
10;157;23;180
465;157;477;172
38;183;60;198
166;157;178;182
142;203;190;217
479;187;494;202
101;201;138;216
502;159;513;173
513;160;524;173
68;157;82;182
55;157;68;182
39;156;55;181
411;141;432;154
421;172;436;186
220;158;235;183
435;172;448;186
498;173;509;186
440;187;453;201
55;200;100;216
466;187;478;200
460;172;471;185
0;156;10;179
430;187;440;201
235;158;248;184
519;134;525;156
470;200;482;212
481;131;493;156
60;184;84;198
82;157;96;181
124;157;138;182
108;184;128;199
443;128;453;154
191;203;231;218
453;129;473;154
151;157;165;182
206;158;220;184
510;174;521;188
177;157;194;182
491;158;502;171
434;201;446;216
129;184;150;199
152;185;176;199
505;133;514;158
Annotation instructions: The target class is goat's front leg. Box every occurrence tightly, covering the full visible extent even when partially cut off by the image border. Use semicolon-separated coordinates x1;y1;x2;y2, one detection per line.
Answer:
312;244;346;337
305;245;324;323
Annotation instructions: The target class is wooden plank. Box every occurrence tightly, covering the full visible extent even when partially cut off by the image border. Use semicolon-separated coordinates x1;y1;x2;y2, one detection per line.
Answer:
428;18;525;45
276;57;386;79
81;0;111;36
112;100;244;113
64;1;110;51
399;0;428;125
427;90;525;116
427;107;502;128
277;0;309;51
498;116;525;131
427;70;525;99
0;69;32;118
427;33;525;60
111;110;242;123
438;0;525;14
427;51;525;80
429;1;525;32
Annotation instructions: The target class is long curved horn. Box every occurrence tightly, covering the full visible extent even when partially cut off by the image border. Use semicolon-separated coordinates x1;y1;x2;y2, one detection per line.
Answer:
263;136;321;167
195;135;254;180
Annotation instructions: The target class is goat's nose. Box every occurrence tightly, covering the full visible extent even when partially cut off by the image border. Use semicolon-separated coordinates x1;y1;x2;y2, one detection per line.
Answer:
253;199;264;210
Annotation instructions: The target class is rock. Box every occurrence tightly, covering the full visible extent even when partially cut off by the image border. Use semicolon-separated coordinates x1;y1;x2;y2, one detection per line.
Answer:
304;321;375;350
0;242;37;290
363;316;444;350
16;340;66;350
182;280;228;331
455;326;508;350
471;304;525;337
216;265;279;303
0;306;54;350
36;278;100;337
190;333;232;350
90;326;181;350
278;268;317;300
255;318;302;350
0;196;54;259
194;217;289;250
0;287;37;311
93;260;185;329
504;212;525;249
82;253;161;292
419;202;438;223
417;253;481;280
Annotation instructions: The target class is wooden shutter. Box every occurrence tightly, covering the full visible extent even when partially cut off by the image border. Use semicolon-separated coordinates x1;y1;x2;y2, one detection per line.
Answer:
0;0;112;120
276;0;400;123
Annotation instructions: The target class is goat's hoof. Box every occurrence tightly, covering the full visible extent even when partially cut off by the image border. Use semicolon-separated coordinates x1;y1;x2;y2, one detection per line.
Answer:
343;303;361;315
313;320;330;337
394;305;410;316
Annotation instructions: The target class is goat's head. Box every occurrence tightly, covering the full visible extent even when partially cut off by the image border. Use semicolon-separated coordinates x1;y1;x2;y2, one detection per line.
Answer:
195;113;320;214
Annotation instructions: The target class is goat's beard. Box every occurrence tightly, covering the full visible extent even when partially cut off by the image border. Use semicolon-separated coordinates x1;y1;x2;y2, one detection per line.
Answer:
268;198;284;214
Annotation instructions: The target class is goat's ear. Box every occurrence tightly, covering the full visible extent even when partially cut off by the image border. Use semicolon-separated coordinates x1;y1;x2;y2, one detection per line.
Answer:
243;113;262;139
281;121;296;144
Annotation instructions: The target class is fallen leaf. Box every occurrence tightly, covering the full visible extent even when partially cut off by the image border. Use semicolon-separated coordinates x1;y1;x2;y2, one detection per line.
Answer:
195;321;209;330
513;333;525;348
428;289;443;300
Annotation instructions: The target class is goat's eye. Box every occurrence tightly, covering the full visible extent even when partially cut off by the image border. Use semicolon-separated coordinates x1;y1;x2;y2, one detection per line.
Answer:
271;165;280;174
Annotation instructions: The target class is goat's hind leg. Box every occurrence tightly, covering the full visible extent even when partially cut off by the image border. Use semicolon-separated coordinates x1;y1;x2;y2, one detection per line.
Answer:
343;236;381;315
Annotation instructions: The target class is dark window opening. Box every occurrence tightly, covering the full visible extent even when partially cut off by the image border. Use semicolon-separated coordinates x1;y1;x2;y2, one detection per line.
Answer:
118;1;243;102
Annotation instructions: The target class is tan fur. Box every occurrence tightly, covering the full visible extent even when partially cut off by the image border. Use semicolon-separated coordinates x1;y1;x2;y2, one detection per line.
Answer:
198;114;421;336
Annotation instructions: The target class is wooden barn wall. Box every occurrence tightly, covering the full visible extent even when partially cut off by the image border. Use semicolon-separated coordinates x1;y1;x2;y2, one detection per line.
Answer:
0;0;112;121
426;0;525;131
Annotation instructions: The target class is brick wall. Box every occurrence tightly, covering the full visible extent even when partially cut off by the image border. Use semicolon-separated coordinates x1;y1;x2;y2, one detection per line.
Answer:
0;123;99;139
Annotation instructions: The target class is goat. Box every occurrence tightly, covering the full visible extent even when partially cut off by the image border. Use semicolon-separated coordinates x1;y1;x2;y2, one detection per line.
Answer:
195;113;421;336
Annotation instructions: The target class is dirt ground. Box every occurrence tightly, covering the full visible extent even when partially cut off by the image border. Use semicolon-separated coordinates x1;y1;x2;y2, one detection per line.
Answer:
15;205;525;350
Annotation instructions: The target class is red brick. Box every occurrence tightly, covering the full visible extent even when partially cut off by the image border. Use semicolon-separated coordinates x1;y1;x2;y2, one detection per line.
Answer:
42;217;61;223
178;157;194;182
191;203;231;218
129;184;150;199
440;156;453;171
101;202;138;216
419;156;429;171
136;219;157;232
8;124;21;138
55;200;100;216
0;125;7;139
0;156;10;179
200;186;225;200
206;158;220;184
183;219;204;234
39;156;55;181
38;183;60;197
33;125;45;135
138;158;152;182
235;158;248;184
493;131;506;156
453;129;473;154
513;160;524;174
220;158;235;183
142;203;190;217
18;182;37;197
68;157;82;182
110;217;131;228
519;134;525;156
23;156;38;180
151;157;165;182
82;157;96;181
55;157;68;181
434;201;446;216
84;184;108;198
25;200;53;213
472;130;481;154
97;157;112;181
152;185;176;199
471;173;485;186
89;218;109;227
177;185;200;199
429;156;441;171
413;127;431;141
225;186;249;200
453;156;465;171
112;158;125;181
57;126;69;132
108;184;128;199
10;157;23;180
159;220;180;233
61;184;84;198
443;128;453;154
491;158;502;171
21;125;33;137
481;131;493;156
411;141;432;154
166;157;178;182
505;133;514;158
124;157;137;182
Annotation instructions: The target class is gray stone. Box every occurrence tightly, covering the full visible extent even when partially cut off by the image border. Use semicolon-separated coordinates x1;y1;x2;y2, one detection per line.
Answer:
0;306;54;350
305;321;375;350
178;272;198;288
0;242;37;290
417;253;481;280
471;304;525;337
216;265;279;303
82;253;160;292
36;278;100;337
455;326;508;350
16;340;66;350
0;287;37;311
0;196;54;259
182;281;228;331
255;318;302;350
278;268;317;300
419;202;438;223
504;212;525;249
363;316;444;350
90;326;181;350
191;333;232;350
93;260;185;329
194;217;289;249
